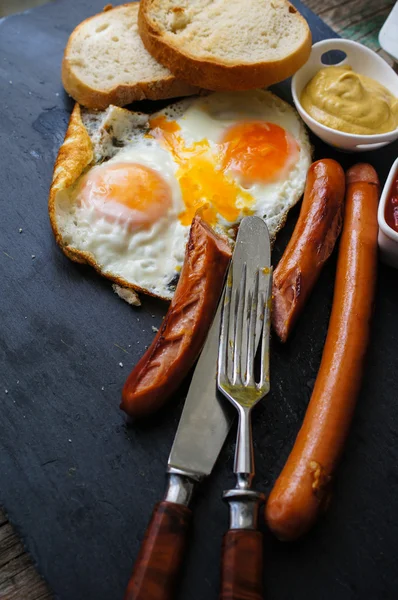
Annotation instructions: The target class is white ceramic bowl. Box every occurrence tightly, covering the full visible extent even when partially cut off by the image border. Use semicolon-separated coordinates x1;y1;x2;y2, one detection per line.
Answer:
378;157;398;267
291;39;398;152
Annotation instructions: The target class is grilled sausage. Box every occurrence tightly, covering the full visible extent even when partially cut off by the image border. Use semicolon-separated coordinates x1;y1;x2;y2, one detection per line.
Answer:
121;215;232;418
272;159;345;342
266;163;379;541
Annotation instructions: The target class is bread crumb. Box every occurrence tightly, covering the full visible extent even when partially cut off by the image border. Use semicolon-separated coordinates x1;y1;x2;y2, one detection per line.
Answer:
5;390;8;394
119;362;124;368
101;386;105;390
152;326;159;332
31;255;36;259
112;284;140;306
19;228;23;233
170;6;188;32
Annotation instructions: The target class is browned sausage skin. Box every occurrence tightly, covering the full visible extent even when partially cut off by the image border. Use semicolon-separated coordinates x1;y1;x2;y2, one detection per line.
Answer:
266;163;379;541
121;215;232;419
272;159;345;342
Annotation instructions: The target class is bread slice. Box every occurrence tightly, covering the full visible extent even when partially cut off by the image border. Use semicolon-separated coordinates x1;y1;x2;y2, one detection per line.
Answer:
62;3;198;109
138;0;312;91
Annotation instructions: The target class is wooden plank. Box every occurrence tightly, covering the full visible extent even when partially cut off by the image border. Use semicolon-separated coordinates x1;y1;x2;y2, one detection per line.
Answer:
0;512;8;528
0;558;51;600
0;523;25;570
0;510;52;600
0;1;51;18
305;0;395;57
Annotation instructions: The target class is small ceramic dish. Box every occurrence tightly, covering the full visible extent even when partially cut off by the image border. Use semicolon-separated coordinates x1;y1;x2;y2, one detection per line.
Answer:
291;39;398;152
378;157;398;268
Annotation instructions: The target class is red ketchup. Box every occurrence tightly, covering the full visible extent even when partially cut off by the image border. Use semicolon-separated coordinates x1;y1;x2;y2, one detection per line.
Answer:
385;174;398;233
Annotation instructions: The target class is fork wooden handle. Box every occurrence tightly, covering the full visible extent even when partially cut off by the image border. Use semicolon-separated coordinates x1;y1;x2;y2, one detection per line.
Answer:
220;529;263;600
124;501;191;600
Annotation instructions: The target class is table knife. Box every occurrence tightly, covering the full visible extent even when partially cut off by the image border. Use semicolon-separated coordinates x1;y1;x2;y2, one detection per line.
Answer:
124;218;265;600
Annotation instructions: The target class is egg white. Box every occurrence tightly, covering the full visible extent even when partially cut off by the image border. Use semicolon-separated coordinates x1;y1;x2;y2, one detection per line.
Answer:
154;90;312;232
55;92;311;300
160;90;307;146
56;134;189;299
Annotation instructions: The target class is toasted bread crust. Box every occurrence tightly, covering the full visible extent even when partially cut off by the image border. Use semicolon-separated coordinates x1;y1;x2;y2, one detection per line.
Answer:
62;62;199;110
62;4;198;110
138;0;312;91
48;104;167;301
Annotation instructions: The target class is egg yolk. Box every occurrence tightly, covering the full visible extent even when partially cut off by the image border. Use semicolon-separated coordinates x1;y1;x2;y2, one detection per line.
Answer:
149;115;254;226
220;121;299;184
77;162;172;229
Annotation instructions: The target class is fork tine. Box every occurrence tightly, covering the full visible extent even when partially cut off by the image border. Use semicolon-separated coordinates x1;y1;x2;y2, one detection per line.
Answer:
218;269;232;387
246;269;259;386
232;262;247;385
260;268;273;392
218;218;272;404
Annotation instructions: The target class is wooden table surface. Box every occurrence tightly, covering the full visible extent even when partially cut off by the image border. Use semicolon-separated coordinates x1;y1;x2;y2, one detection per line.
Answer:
0;0;395;598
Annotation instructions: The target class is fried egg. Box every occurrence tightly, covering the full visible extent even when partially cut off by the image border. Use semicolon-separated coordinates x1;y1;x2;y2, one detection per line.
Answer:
51;90;311;300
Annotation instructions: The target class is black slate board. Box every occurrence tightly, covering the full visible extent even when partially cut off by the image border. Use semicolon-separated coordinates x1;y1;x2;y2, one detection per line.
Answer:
1;1;398;599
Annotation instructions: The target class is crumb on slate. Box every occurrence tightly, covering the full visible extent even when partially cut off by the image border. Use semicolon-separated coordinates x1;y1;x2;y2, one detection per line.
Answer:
112;284;140;307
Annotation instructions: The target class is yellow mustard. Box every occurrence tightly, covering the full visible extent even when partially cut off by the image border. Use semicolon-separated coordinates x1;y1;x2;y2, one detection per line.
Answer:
301;65;398;135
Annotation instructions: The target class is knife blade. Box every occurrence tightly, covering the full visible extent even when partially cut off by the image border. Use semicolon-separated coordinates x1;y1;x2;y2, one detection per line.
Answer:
123;217;267;600
167;301;232;479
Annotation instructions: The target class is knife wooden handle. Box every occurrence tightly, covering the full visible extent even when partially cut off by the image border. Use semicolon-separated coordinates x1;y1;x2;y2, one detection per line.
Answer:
220;530;263;600
124;501;192;600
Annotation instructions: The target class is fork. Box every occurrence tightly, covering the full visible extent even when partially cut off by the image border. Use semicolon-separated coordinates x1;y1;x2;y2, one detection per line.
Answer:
217;216;272;600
